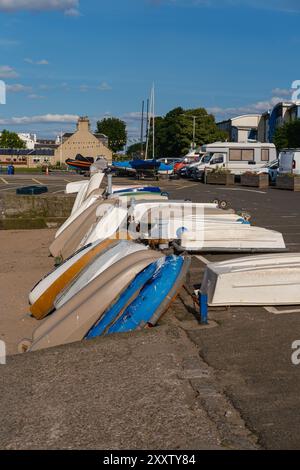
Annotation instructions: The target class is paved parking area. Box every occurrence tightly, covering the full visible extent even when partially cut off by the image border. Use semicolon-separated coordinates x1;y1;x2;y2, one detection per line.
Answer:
0;173;85;194
113;176;300;449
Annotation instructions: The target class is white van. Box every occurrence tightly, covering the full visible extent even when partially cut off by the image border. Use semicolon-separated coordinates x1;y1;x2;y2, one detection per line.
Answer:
278;149;300;175
197;142;277;176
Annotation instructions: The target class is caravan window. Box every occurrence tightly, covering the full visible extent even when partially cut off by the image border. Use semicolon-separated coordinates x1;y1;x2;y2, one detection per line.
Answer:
229;148;254;162
261;149;270;162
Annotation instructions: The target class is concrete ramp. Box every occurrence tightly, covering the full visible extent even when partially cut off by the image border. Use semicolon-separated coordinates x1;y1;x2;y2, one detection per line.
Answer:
0;326;221;450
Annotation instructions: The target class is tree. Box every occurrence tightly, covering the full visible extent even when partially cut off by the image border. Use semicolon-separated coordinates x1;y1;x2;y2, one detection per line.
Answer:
150;107;227;159
96;118;127;153
273;119;300;150
0;129;26;149
126;142;146;158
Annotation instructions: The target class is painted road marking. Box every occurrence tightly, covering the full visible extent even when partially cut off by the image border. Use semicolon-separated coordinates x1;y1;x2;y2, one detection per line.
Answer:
0;177;8;184
0;187;17;192
265;306;300;315
177;184;199;190
64;179;72;183
32;178;43;185
52;190;65;194
215;187;267;194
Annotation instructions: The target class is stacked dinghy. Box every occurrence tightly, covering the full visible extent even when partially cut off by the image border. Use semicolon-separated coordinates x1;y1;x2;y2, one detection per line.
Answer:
201;253;300;306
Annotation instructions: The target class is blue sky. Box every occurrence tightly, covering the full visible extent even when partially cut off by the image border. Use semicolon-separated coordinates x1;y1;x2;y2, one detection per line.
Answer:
0;0;299;140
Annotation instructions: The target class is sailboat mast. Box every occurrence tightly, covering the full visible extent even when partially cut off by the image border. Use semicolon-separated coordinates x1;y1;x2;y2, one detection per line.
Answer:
152;84;155;160
140;100;145;159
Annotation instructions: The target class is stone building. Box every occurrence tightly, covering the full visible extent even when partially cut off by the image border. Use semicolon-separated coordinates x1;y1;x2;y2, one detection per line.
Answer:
54;116;112;164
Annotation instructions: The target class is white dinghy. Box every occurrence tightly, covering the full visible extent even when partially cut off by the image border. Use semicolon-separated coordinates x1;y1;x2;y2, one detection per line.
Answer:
65;180;87;195
55;190;103;239
178;225;286;253
69;173;104;216
55;240;147;309
201;253;300;306
78;204;129;249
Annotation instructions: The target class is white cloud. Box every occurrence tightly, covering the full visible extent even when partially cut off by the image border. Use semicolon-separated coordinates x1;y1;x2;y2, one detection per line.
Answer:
97;81;112;91
27;93;45;100
24;58;49;65
0;114;79;125
271;88;292;98
79;82;112;92
0;38;19;46
0;65;18;78
6;83;31;92
152;0;300;13
79;84;89;93
0;0;80;15
208;95;293;118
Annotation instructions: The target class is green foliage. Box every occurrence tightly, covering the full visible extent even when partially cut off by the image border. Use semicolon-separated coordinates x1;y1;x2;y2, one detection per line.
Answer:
273;119;300;150
96;118;127;153
113;153;131;162
210;166;231;174
148;107;227;159
126;142;145;158
0;129;26;149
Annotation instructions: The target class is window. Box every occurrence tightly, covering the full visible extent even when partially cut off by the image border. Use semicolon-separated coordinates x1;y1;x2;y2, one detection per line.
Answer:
242;149;254;161
261;149;269;162
229;148;254;162
230;149;242;161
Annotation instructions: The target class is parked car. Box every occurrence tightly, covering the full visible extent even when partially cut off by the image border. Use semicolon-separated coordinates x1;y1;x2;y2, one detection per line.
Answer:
278;149;300;175
187;155;213;179
174;156;201;174
256;159;279;183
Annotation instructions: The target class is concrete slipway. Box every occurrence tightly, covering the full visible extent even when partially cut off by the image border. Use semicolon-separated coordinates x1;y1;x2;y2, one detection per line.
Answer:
0;323;257;450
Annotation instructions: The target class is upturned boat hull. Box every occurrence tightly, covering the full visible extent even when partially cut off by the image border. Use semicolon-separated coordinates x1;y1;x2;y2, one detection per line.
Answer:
201;253;300;306
54;241;148;310
20;250;163;353
30;238;118;319
87;255;190;338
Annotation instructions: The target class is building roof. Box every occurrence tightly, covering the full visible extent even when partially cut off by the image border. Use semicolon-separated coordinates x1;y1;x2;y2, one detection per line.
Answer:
0;148;55;156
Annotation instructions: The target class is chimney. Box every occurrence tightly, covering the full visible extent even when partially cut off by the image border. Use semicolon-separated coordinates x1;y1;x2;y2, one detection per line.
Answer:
77;116;90;132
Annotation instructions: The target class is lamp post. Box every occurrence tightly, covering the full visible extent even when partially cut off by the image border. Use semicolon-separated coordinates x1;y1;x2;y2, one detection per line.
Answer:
181;114;211;150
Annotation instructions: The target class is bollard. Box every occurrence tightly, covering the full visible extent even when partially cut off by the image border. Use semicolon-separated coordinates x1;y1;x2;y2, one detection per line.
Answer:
199;292;208;325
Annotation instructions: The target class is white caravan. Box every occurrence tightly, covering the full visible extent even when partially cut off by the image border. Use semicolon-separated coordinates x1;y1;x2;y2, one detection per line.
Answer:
278;149;300;175
197;142;277;176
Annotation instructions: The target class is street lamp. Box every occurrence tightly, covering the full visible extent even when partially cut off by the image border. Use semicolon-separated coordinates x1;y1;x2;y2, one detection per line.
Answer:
181;114;211;149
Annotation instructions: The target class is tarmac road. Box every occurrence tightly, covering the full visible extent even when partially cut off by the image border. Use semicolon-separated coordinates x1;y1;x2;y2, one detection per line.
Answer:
0;173;86;194
162;178;300;449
